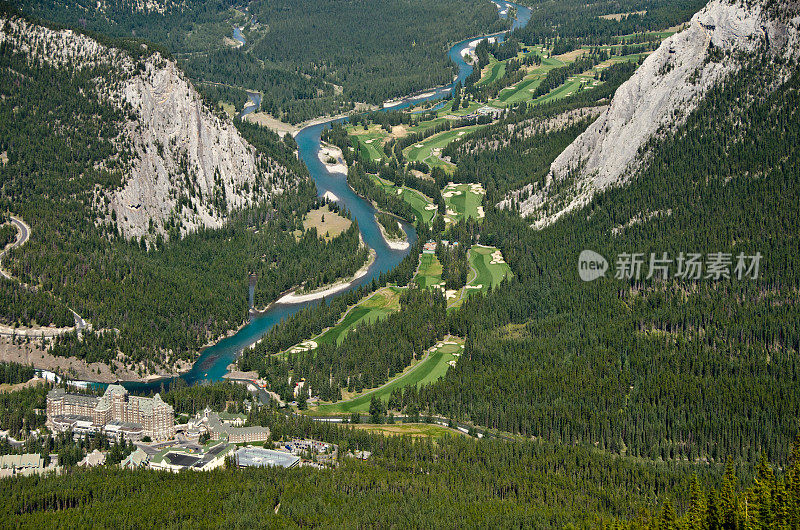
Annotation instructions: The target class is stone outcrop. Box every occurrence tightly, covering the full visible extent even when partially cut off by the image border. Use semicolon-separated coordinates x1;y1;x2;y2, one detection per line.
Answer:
501;0;800;228
0;14;296;240
112;58;292;239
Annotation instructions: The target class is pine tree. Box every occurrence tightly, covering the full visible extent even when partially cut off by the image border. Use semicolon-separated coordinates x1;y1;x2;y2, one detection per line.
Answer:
688;474;707;529
720;458;738;529
657;499;677;529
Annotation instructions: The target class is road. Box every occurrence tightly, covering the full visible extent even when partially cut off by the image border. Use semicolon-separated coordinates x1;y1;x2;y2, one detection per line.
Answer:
0;215;91;335
0;216;30;280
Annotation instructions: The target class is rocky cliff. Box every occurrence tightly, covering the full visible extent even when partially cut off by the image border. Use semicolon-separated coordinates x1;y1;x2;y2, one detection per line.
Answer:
501;0;800;228
0;14;294;240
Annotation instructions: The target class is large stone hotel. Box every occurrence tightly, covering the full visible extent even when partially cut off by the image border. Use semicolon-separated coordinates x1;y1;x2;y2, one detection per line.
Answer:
46;384;175;441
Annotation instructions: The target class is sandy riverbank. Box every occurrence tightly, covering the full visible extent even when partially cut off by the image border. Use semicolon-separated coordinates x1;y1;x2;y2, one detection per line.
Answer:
274;246;376;305
249;104;379;139
377;217;410;250
244;112;298;137
318;142;348;174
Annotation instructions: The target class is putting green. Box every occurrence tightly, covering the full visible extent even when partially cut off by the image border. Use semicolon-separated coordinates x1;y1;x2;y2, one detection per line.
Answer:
355;134;388;161
466;246;512;294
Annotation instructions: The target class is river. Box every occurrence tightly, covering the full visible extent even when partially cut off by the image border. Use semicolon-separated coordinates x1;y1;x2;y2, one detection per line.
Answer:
120;0;531;394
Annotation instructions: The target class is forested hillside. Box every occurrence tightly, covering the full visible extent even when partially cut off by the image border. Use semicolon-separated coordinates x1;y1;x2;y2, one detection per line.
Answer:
14;0;507;122
0;8;367;376
0;410;725;527
407;21;800;465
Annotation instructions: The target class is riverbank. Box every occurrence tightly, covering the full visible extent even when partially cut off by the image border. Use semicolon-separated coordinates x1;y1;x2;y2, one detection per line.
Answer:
244;112;298;137
108;1;522;391
273;246;376;305
318;142;348;174
248;104;378;139
376;216;410;250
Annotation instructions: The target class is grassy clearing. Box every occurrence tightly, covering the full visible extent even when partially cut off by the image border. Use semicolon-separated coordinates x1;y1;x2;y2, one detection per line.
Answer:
442;182;485;224
218;101;236;118
303;204;351;241
312;339;464;414
345;422;462;439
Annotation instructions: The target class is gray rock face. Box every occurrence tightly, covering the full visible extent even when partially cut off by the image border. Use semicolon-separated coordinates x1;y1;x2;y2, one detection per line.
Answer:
112;59;288;239
0;15;295;240
501;0;800;229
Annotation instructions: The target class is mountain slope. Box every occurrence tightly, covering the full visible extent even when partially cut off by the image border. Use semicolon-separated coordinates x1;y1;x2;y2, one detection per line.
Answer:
0;9;368;377
501;0;800;228
1;12;292;240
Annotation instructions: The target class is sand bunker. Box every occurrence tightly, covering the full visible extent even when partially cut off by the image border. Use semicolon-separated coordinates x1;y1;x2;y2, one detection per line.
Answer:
289;340;318;353
490;250;506;265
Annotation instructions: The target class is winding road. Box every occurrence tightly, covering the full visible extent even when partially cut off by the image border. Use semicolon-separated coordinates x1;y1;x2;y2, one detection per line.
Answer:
0;216;30;280
0;216;89;336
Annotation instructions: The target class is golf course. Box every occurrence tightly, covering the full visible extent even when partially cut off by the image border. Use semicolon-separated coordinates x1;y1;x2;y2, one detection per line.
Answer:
312;338;464;414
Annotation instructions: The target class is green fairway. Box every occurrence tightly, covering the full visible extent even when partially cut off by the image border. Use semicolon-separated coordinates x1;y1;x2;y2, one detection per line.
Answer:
354;134;388;161
312;339;464;414
317;289;399;346
466;246;512;294
404;125;481;171
281;287;401;355
442;182;485;224
415;252;443;289
494;56;564;105
477;59;505;86
497;74;543;104
370;175;436;224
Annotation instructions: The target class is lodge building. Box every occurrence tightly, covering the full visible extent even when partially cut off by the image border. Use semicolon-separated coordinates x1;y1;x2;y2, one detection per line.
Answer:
46;384;175;441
